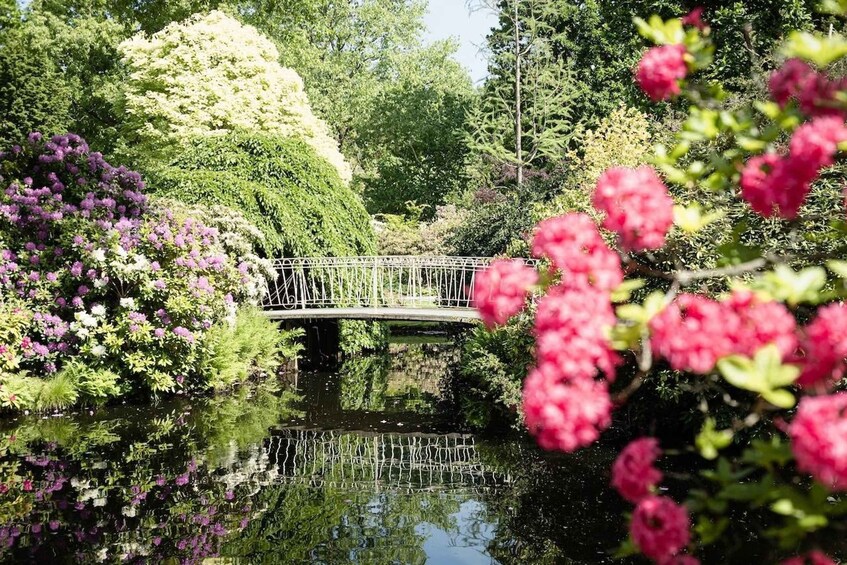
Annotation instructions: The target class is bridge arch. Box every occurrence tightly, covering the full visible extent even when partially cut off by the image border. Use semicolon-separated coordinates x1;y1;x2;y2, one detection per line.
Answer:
262;256;536;322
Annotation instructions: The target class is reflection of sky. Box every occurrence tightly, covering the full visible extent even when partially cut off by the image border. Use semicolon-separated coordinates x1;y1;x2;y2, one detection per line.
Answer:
418;500;500;564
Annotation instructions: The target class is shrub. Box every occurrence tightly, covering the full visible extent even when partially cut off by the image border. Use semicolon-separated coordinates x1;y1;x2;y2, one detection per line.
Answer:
471;9;847;562
116;10;352;183
0;133;285;410
147;133;375;257
200;308;303;392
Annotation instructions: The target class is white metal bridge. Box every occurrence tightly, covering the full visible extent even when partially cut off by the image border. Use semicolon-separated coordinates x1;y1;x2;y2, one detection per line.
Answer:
263;256;532;322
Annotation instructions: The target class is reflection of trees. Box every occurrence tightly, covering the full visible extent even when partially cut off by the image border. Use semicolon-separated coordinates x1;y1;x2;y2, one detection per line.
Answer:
0;390;302;563
339;342;459;413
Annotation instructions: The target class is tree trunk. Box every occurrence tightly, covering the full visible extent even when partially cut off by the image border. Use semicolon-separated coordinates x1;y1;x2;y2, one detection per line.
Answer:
514;0;523;185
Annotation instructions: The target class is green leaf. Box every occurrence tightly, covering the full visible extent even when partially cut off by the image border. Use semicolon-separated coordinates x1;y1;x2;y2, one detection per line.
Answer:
751;265;827;306
826;260;847;280
695;418;734;460
611;279;646;303
674;204;725;234
716;345;799;407
634;15;686;45
820;0;847;15
695;515;729;546
783;31;847;67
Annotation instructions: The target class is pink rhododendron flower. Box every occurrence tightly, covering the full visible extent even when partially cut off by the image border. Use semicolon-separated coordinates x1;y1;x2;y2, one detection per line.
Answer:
797;302;847;389
630;495;691;562
636;44;688;102
789;393;847;490
724;290;798;360
739;154;811;219
612;437;663;503
781;551;836;565
532;213;623;292
649;294;738;374
769;59;846;118
522;366;612;452
472;258;538;328
534;285;619;382
769;59;816;107
593;166;674;251
789;117;847;176
681;7;706;30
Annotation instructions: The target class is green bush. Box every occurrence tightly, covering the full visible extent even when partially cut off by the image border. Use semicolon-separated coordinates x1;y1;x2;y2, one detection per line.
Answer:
147;133;375;257
454;311;536;430
199;308;303;392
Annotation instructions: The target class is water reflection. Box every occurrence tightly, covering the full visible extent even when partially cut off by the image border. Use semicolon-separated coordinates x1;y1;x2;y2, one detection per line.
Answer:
0;341;627;564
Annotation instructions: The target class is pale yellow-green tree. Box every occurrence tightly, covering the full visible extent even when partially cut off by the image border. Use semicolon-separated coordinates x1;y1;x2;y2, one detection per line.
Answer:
117;10;352;182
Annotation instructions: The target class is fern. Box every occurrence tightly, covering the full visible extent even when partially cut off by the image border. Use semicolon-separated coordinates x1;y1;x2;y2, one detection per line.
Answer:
200;307;303;391
34;372;79;412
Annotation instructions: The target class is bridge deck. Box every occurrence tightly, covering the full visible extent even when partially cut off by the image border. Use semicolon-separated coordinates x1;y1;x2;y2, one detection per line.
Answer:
264;307;481;323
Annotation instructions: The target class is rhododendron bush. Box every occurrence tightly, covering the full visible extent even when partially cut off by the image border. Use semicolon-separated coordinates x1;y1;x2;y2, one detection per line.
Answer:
0;133;277;409
472;7;847;563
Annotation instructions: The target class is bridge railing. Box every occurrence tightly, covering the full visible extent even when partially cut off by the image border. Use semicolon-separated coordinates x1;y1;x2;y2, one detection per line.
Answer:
264;256;526;311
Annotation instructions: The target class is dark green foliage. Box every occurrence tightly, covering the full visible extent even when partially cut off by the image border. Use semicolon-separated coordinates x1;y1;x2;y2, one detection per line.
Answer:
482;0;829;135
0;1;127;151
147;133;376;257
448;169;563;257
454;312;535;429
0;24;72;147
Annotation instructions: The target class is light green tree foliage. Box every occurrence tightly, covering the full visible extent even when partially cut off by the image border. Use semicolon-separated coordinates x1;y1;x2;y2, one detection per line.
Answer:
117;10;352;182
470;0;579;186
245;0;428;156
545;105;655;217
356;41;475;216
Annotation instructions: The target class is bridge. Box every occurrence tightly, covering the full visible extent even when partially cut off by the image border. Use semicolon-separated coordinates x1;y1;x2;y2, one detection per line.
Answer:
263;256;527;322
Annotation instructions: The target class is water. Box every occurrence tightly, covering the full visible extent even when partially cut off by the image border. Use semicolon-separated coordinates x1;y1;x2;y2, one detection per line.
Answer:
0;340;632;564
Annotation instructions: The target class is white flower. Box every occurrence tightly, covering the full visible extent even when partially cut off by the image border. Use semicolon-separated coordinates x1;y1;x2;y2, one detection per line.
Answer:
114;245;128;258
74;327;90;339
75;312;98;328
121;506;137;517
92;248;106;262
120;297;136;309
91;304;106;317
93;279;106;289
91;345;106;357
93;496;107;506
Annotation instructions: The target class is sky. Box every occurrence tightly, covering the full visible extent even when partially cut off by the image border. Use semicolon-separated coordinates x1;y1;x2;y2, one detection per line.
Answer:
423;0;497;84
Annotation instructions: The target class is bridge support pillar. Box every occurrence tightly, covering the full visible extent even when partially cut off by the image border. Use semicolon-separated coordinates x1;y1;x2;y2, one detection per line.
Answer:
301;319;341;370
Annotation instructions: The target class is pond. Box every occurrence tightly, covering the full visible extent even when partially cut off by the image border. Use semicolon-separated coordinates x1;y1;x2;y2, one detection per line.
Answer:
0;337;637;564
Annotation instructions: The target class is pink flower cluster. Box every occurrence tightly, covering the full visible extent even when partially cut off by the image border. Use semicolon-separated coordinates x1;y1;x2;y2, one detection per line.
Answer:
789;393;847;491
781;551;836;565
472;258;538;328
796;302;847;389
522;368;613;452
611;438;695;562
532;213;623;291
534;286;619;382
740;117;847;218
521;213;624;452
630;495;693;562
769;59;846;119
636;44;688;102
593;166;674;251
611;437;662;503
650;291;797;374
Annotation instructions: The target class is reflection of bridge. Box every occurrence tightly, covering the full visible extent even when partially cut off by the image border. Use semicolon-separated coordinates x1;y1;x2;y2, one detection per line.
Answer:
265;430;513;493
262;256;535;322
